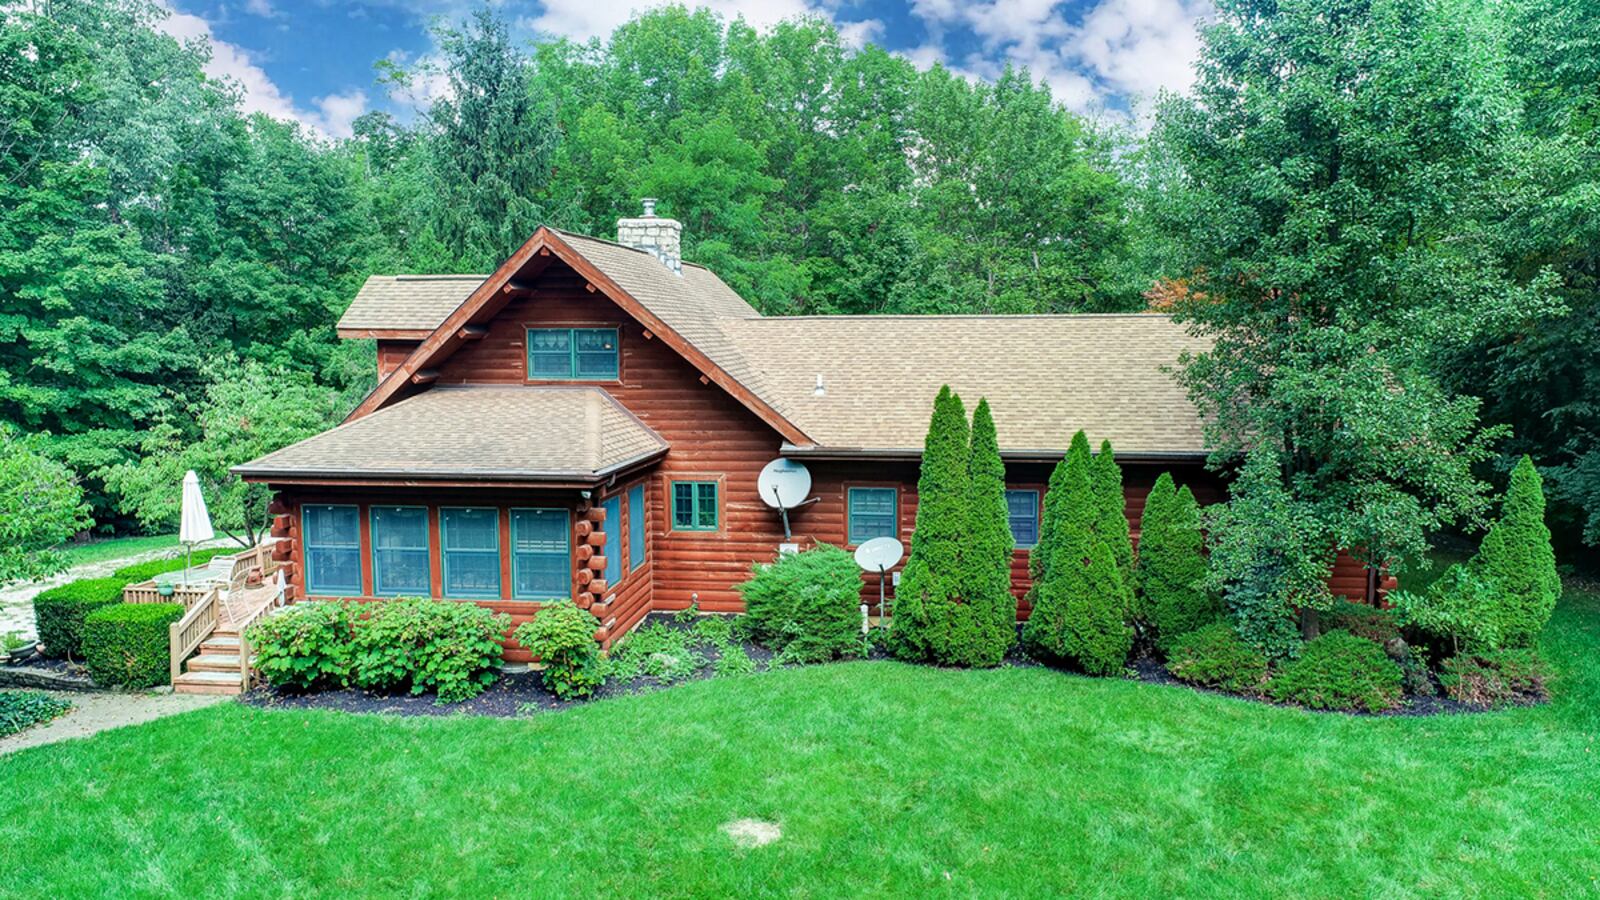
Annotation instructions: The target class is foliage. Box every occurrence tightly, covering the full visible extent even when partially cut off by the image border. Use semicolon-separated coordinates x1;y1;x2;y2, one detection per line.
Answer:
514;602;604;700
1440;649;1552;707
889;387;970;664
1;632;28;653
1022;528;1133;676
1322;600;1403;646
104;360;345;547
713;643;757;678
349;599;510;703
1206;449;1338;659
1390;564;1505;654
1470;456;1561;646
245;602;357;692
960;399;1019;666
1137;474;1216;651
1268;632;1404;713
0;691;72;738
1090;440;1134;579
33;578;125;659
738;545;863;664
603;622;708;683
81;602;182;689
0;427;90;586
1166;623;1269;694
110;547;230;584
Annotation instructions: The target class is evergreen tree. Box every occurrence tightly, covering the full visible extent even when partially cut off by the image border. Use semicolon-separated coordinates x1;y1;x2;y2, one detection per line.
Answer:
1091;439;1135;582
1137;475;1216;652
1471;456;1561;647
959;399;1017;666
1023;528;1132;675
890;387;971;663
1026;431;1096;614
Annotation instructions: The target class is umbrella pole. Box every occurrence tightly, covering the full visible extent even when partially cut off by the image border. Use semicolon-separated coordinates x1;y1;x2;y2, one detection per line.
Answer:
184;543;192;587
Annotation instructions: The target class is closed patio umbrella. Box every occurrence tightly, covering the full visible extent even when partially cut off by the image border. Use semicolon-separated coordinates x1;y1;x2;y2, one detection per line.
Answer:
179;470;214;586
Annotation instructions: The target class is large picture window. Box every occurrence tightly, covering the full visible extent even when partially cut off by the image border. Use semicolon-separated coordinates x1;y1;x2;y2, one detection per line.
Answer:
602;495;622;586
370;506;431;596
1006;489;1040;548
628;482;646;571
441;507;501;599
303;505;361;595
671;480;718;531
847;487;898;544
511;508;570;600
526;327;619;380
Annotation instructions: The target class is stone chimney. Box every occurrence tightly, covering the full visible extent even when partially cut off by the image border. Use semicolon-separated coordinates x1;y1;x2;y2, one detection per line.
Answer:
616;198;683;275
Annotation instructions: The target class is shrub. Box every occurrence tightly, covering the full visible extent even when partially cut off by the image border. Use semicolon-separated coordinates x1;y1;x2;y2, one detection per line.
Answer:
1323;599;1402;645
740;544;864;664
1268;631;1404;712
515;602;603;700
1390;563;1503;654
0;690;73;737
110;547;231;584
890;386;973;664
246;601;357;691
34;578;125;659
82;603;183;689
1023;528;1133;675
713;643;757;678
1091;439;1135;580
604;622;706;682
1166;622;1269;693
1137;475;1217;651
958;398;1019;667
1471;456;1560;648
352;599;509;702
1440;649;1552;707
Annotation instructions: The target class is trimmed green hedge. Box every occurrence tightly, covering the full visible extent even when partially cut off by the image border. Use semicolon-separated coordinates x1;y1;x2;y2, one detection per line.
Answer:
110;547;231;584
34;578;126;659
82;603;184;689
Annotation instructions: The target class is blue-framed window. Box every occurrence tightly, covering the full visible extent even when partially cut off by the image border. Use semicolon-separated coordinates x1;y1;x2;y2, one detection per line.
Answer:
511;508;570;600
671;481;719;531
1007;489;1040;548
526;327;618;380
370;506;431;596
602;494;622;586
302;505;361;595
628;482;646;571
441;507;500;599
847;487;898;545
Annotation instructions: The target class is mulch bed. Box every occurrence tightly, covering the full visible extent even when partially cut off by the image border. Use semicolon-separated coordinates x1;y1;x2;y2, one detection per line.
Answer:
0;656;98;692
241;614;1530;719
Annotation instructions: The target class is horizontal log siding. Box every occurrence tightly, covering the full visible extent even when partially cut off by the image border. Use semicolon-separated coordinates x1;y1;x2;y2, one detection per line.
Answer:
376;340;419;380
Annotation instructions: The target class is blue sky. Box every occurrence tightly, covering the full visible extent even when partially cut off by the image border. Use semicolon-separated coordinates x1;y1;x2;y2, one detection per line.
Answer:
155;0;1212;138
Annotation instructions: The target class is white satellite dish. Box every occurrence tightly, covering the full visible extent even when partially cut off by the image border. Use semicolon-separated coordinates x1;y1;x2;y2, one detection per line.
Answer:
757;458;814;539
855;537;904;620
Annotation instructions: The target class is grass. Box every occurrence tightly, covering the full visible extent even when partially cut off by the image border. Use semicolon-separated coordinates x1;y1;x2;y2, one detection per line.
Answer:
54;534;185;570
4;590;1598;897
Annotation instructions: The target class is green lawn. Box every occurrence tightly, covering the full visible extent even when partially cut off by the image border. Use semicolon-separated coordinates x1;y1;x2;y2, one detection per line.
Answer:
5;591;1598;897
54;533;185;569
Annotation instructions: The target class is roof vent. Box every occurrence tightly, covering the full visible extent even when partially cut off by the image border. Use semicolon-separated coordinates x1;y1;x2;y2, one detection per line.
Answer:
617;198;682;276
814;374;826;397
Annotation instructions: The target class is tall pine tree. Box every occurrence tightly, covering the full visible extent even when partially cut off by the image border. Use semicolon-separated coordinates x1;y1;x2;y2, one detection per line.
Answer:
1472;456;1561;647
1091;439;1135;584
960;398;1017;666
1136;474;1215;651
890;387;971;663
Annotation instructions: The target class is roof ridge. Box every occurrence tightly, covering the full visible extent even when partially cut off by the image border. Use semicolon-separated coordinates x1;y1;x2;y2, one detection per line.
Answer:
727;312;1178;322
547;226;714;272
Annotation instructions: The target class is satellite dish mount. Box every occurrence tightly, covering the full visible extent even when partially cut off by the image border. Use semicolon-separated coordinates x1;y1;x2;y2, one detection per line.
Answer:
854;537;905;621
757;458;816;540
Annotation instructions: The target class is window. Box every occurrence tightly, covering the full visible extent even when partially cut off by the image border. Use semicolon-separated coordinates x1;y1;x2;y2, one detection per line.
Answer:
628;482;646;571
847;487;898;544
441;507;500;599
671;480;718;531
370;506;431;596
1007;489;1040;548
602;495;622;586
526;327;618;380
511;508;570;600
303;505;361;595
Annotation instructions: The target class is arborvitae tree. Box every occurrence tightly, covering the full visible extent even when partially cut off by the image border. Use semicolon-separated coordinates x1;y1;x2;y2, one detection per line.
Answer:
959;399;1017;666
1137;475;1216;652
1025;431;1096;612
1091;439;1136;588
1023;528;1133;675
890;387;971;663
1472;456;1561;647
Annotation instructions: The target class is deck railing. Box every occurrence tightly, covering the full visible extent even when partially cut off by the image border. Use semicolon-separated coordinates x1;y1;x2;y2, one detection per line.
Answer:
124;582;214;607
168;587;220;684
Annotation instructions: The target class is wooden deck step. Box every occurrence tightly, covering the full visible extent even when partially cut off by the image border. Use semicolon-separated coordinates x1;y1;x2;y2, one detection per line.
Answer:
186;653;242;673
200;635;240;654
174;670;243;696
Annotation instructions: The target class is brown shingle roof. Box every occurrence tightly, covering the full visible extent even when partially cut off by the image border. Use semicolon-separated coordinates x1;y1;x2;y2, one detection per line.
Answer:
720;314;1206;456
233;386;667;482
337;275;486;334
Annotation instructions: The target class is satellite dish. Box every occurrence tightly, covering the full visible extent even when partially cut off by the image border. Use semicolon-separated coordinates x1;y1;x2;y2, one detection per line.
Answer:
854;537;904;573
757;458;812;509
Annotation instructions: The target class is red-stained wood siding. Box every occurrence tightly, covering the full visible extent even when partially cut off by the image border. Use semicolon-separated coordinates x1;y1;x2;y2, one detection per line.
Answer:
376;340;419;380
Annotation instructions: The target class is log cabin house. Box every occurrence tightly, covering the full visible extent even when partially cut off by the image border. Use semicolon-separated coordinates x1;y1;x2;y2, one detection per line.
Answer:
235;205;1385;660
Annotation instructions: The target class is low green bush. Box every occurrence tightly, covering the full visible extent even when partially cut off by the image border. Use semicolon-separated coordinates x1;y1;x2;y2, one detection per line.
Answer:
604;622;707;683
247;601;357;691
0;690;73;737
1166;622;1270;693
34;578;125;659
1440;649;1552;707
738;545;862;664
110;547;231;584
713;643;757;677
82;603;184;689
1323;599;1402;645
1268;631;1404;712
514;602;604;700
350;598;509;703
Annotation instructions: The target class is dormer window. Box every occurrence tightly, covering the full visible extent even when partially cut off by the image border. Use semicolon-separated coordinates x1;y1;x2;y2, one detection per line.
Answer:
527;327;619;380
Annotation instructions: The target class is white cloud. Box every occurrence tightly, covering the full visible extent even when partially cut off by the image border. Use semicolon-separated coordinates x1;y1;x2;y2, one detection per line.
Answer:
1070;0;1210;98
154;2;367;139
519;0;878;46
244;0;279;18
